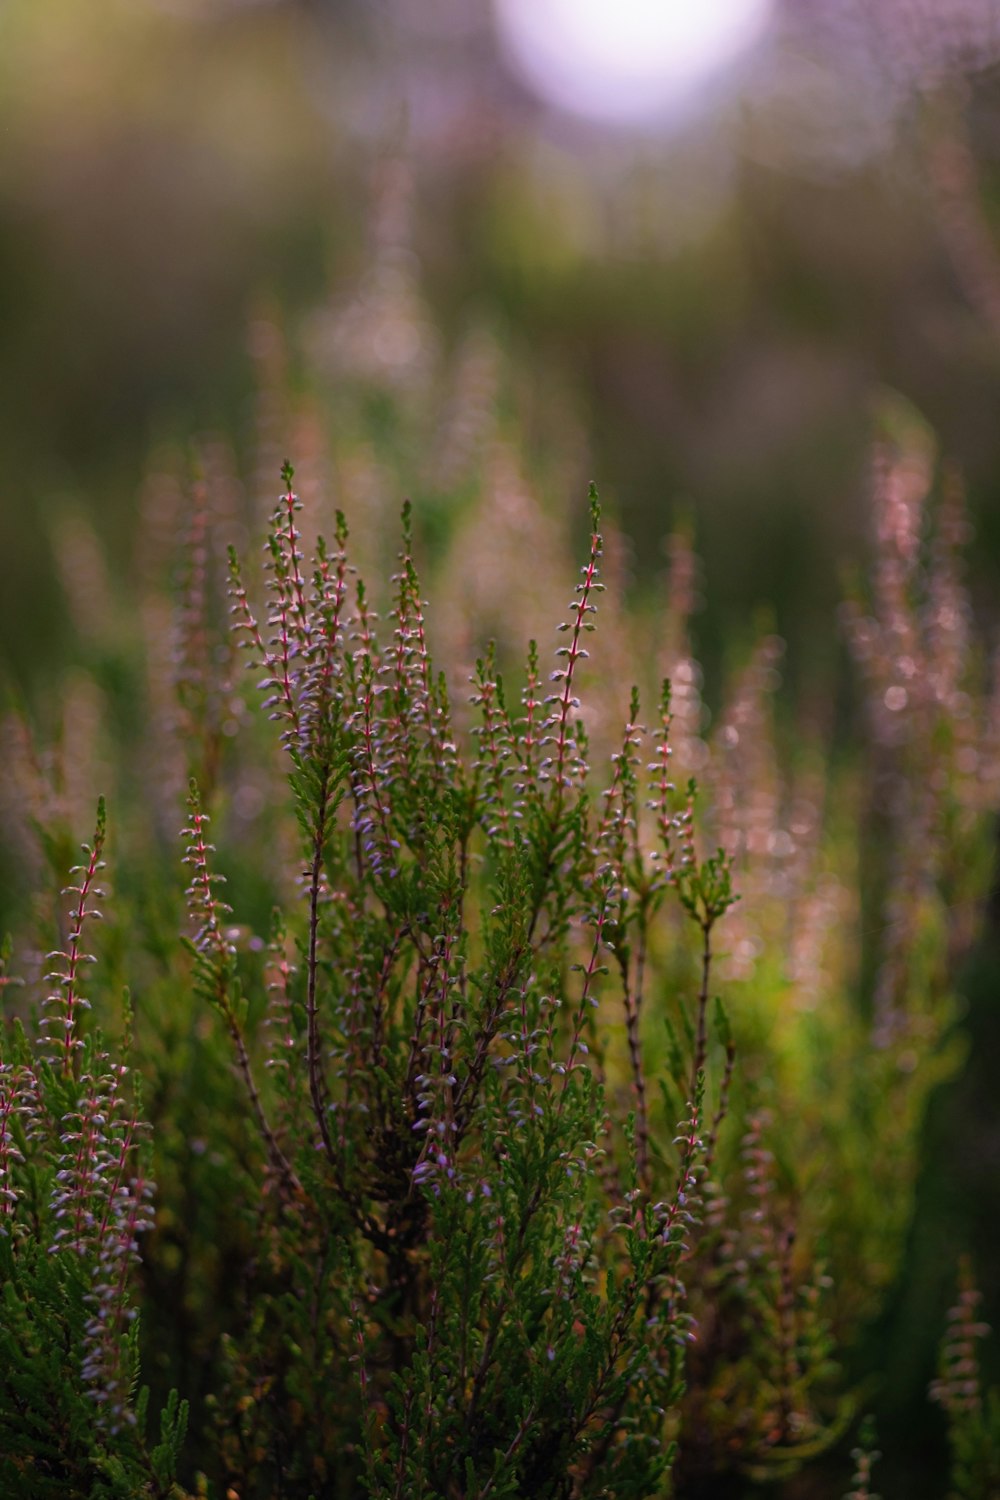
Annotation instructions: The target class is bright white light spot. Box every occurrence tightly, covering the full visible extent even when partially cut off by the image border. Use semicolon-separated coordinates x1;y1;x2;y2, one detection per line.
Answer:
494;0;774;127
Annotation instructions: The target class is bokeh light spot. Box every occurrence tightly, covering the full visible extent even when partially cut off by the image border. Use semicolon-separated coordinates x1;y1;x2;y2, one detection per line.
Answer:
494;0;775;127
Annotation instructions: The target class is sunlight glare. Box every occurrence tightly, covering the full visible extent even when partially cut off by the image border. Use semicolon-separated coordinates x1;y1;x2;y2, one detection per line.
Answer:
494;0;775;127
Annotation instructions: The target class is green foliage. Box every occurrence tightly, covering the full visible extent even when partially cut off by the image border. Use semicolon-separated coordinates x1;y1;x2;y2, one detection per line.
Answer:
0;812;187;1497
192;479;738;1497
1;402;997;1497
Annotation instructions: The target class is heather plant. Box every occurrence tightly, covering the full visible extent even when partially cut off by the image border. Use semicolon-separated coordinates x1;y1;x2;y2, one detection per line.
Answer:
180;441;992;1493
0;806;187;1497
2;352;999;1496
188;470;750;1498
929;1265;1000;1500
843;1419;882;1500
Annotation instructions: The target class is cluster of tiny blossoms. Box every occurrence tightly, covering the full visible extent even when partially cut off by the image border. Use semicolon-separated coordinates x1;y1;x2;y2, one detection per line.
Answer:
1;801;155;1431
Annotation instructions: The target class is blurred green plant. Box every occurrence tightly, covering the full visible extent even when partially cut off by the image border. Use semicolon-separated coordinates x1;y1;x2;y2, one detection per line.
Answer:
930;1262;1000;1500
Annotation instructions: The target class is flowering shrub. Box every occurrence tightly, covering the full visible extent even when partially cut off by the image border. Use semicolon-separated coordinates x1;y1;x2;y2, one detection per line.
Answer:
0;397;997;1496
180;473;757;1497
0;809;187;1496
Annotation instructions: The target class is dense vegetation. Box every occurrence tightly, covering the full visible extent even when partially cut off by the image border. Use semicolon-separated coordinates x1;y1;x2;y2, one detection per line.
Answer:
2;367;1000;1494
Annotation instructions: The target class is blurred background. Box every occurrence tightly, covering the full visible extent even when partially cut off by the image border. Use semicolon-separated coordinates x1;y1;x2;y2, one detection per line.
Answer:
4;0;1000;1491
5;0;1000;690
